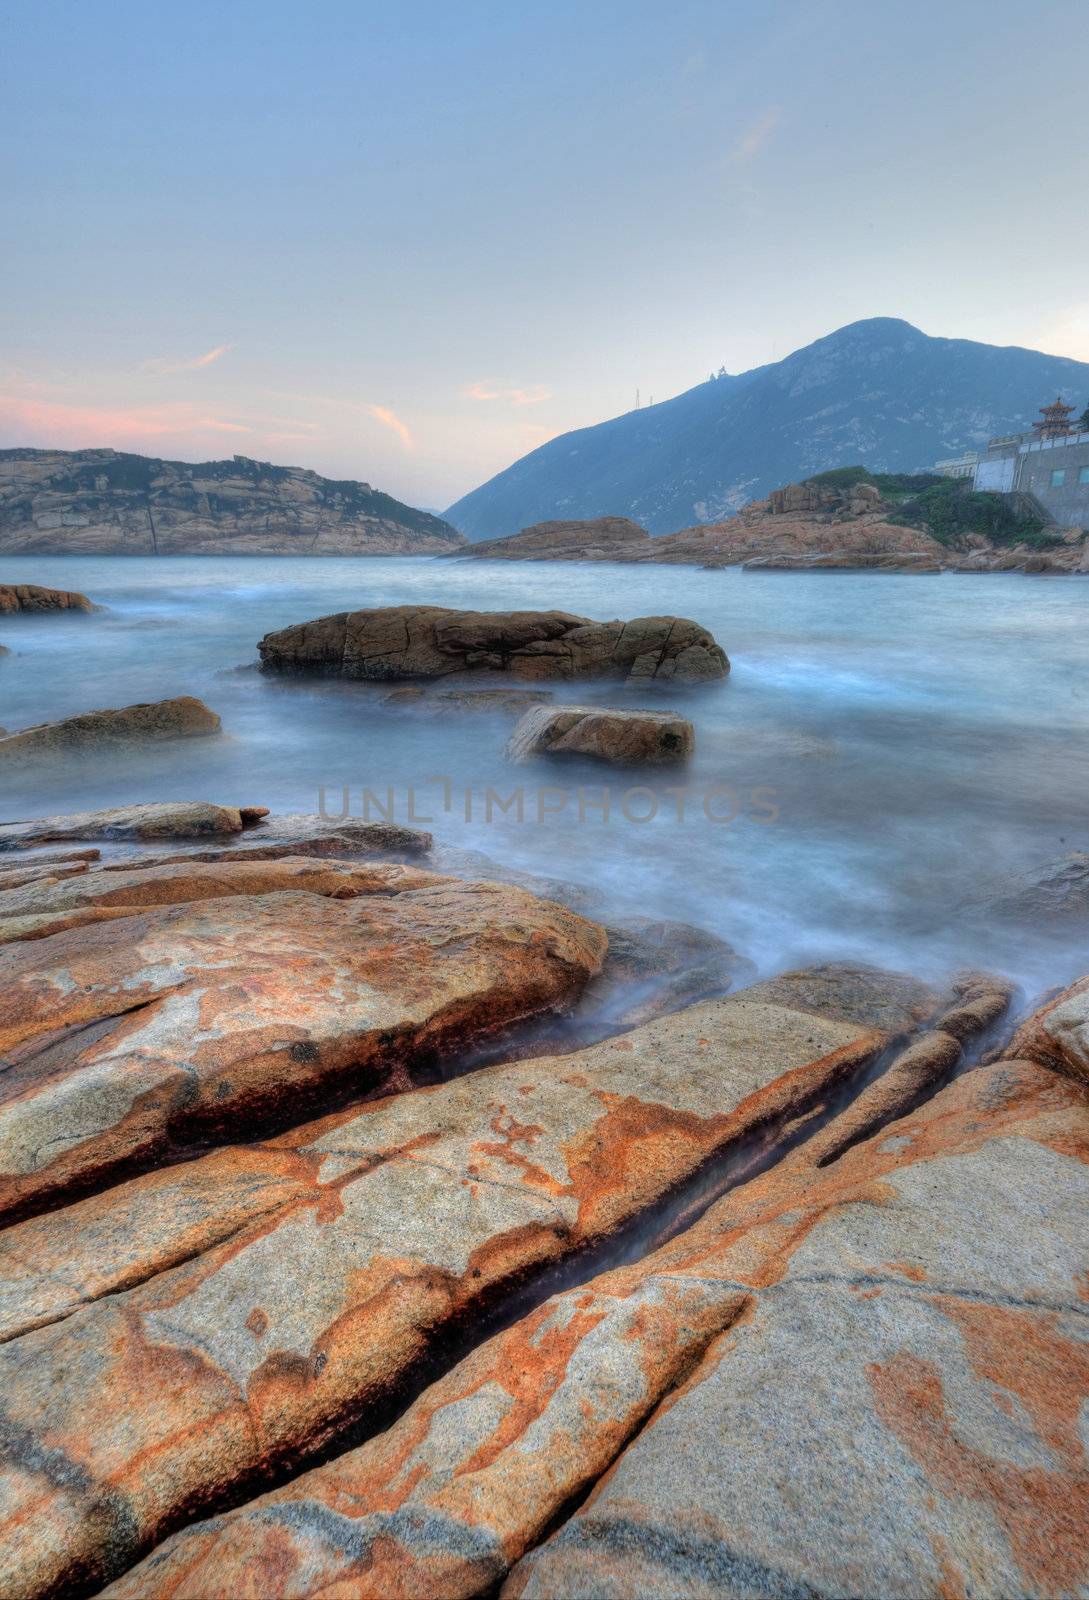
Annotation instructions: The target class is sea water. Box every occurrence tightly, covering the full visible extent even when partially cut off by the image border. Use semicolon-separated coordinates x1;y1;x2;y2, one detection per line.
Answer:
1;555;1086;999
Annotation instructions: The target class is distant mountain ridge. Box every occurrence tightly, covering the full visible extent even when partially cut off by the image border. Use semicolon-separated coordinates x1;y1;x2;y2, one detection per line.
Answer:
445;318;1089;537
0;449;465;556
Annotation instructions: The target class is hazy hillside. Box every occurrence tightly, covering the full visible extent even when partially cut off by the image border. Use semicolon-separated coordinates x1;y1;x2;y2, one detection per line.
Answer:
0;449;465;556
445;318;1089;537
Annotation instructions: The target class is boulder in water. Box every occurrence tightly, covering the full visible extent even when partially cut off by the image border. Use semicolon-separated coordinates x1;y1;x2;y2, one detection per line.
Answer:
508;704;695;765
0;582;97;613
258;605;729;685
0;696;221;764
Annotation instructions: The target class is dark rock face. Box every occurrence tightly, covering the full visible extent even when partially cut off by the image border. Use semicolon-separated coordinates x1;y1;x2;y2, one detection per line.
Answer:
0;696;222;764
0;449;465;555
453;516;652;560
258;606;730;684
507;705;695;765
0;581;96;612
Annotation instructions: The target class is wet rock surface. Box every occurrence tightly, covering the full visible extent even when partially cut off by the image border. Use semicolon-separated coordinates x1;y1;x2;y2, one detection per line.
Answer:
0;695;222;764
507;705;695;766
258;606;730;685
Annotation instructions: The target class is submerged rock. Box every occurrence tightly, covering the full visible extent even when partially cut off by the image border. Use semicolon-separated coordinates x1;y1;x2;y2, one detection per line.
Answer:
507;704;695;766
963;850;1089;927
587;916;757;1027
258;605;730;685
0;695;221;763
0;968;928;1596
0;581;96;613
0;801;268;850
0;868;606;1218
384;685;554;715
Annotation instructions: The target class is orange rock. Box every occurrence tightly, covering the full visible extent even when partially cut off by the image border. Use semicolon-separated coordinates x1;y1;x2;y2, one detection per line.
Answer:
101;1054;1088;1600
0;971;922;1596
0;870;606;1218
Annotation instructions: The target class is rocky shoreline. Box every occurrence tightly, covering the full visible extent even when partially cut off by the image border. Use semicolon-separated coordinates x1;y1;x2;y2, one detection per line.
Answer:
449;480;1089;573
0;591;1087;1598
0;789;1084;1599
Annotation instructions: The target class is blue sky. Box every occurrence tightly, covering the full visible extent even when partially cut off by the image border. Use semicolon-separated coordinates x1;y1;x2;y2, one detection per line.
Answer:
3;0;1088;507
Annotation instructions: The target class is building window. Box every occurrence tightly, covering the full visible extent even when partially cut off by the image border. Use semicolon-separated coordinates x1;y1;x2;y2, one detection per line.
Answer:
1051;469;1066;488
1080;466;1089;485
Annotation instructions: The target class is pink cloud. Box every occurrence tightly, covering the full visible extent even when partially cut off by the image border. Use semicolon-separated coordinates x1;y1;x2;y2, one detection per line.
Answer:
0;393;252;447
367;403;413;448
466;380;551;406
144;344;232;375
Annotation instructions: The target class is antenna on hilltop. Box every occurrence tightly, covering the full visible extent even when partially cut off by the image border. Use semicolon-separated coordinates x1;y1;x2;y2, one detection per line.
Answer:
635;388;640;410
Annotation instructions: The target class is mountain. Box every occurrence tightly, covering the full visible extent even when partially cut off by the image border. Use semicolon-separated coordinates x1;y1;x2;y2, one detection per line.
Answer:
445;318;1089;538
0;449;465;556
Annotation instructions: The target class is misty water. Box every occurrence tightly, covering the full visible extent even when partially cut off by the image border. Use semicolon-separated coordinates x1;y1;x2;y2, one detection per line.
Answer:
2;554;1087;1002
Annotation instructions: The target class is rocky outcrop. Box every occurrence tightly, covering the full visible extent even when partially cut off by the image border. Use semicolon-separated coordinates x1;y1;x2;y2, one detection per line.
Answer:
0;581;96;612
95;992;1054;1600
453;517;652;561
0;696;222;764
0;449;465;556
0;800;267;850
0;867;606;1219
767;479;884;516
259;606;730;684
0;964;935;1597
507;704;694;765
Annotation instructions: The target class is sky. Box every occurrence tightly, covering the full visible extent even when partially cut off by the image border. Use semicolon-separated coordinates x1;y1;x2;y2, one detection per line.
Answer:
3;0;1089;511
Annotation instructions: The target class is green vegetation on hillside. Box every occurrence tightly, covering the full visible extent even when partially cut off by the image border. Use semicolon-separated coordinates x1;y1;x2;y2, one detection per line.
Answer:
805;464;1058;548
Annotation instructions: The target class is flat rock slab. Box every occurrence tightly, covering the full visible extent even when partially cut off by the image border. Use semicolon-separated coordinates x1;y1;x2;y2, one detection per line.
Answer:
258;606;729;685
0;802;268;851
507;705;695;766
0;868;606;1218
97;1047;1082;1600
0;854;447;941
0;969;929;1597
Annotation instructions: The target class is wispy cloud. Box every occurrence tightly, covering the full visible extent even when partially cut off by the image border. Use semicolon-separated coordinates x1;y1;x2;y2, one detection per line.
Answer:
0;393;251;445
367;403;413;448
144;344;232;375
465;380;552;406
728;105;782;165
